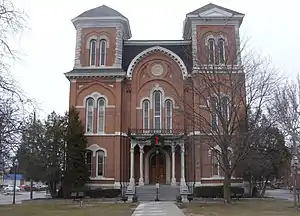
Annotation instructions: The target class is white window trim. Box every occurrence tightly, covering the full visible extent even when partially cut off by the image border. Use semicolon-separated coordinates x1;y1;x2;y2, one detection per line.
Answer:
209;146;233;177
86;150;93;176
142;100;150;130
208;38;215;65
96;150;105;177
89;39;97;67
99;39;107;66
165;99;173;130
218;38;226;65
85;98;94;133
97;98;106;133
153;90;162;130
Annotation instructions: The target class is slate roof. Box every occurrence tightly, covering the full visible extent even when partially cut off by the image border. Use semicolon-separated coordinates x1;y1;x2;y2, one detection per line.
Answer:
77;5;127;19
122;43;193;73
187;3;244;16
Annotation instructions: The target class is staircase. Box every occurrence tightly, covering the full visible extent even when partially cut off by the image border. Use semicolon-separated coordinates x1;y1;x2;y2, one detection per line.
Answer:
136;184;180;201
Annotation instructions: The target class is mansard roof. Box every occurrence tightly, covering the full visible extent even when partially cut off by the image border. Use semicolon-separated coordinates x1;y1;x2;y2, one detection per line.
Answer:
187;3;244;16
77;5;127;19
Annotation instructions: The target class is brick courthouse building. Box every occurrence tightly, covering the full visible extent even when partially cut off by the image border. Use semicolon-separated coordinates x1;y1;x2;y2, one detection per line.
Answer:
65;3;245;196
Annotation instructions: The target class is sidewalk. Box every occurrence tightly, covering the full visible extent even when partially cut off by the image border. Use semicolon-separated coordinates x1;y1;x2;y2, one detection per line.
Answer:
132;201;185;216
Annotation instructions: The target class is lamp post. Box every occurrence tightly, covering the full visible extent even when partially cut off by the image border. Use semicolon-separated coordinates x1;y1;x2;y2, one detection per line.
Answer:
12;158;18;205
155;149;159;202
291;156;299;208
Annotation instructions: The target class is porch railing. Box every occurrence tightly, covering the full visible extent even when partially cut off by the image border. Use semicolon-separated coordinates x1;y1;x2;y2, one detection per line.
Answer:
128;128;186;135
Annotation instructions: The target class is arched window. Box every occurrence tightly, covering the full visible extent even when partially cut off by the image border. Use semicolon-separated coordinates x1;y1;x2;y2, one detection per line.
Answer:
142;100;150;131
210;97;218;131
89;39;97;66
218;39;225;64
153;90;162;131
99;39;107;66
208;39;215;65
212;149;220;176
96;150;105;176
97;98;105;133
221;97;229;120
165;100;172;131
86;98;94;133
86;150;93;177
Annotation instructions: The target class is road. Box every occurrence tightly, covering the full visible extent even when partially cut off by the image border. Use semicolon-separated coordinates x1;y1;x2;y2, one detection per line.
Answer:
0;191;47;205
265;189;294;201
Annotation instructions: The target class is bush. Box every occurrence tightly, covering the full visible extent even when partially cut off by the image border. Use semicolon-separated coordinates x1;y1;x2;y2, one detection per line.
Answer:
193;186;244;198
86;188;121;198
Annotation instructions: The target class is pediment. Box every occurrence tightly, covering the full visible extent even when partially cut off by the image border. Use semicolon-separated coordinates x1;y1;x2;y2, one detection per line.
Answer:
199;8;232;17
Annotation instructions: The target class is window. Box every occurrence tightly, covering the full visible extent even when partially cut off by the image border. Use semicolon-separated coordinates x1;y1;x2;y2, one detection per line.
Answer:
212;150;220;176
142;100;150;131
97;98;105;133
221;97;229;120
211;97;218;131
89;39;97;66
86;98;94;133
86;151;92;177
96;150;105;176
208;39;215;65
165;100;172;131
99;39;107;66
218;39;225;64
153;90;162;131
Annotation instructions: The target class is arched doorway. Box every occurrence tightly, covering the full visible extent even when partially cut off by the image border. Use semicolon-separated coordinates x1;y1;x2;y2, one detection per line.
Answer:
149;151;166;184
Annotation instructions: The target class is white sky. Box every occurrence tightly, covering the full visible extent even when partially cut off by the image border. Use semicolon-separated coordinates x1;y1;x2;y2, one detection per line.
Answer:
10;0;299;118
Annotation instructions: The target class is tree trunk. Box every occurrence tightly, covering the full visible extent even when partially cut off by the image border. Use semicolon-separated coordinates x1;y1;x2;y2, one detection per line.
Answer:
223;174;231;204
30;180;33;200
259;177;269;197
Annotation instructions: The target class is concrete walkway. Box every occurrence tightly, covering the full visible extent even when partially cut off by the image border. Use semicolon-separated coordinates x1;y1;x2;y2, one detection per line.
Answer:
132;202;185;216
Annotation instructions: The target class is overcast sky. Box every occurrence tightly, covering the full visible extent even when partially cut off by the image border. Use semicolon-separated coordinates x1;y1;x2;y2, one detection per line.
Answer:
11;0;299;118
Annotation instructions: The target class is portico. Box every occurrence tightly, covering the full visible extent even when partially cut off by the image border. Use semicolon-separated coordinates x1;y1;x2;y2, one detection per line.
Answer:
129;139;186;187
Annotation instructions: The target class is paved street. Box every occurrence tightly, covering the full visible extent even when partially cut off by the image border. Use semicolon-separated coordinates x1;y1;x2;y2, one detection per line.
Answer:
132;202;185;216
265;189;293;201
0;191;47;205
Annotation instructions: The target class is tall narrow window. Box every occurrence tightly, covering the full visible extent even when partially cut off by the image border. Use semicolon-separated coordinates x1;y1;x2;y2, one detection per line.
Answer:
86;151;92;177
212;150;220;176
211;97;218;131
89;39;97;66
221;97;229;120
97;98;105;133
86;98;94;133
165;100;172;131
96;150;105;176
218;39;225;64
99;39;107;66
143;100;150;131
153;91;162;131
208;39;215;65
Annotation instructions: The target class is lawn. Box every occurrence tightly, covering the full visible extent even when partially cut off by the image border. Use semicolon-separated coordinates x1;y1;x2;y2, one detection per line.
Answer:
0;202;136;216
182;199;300;216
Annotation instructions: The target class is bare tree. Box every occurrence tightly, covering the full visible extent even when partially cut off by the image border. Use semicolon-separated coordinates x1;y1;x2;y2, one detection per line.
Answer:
178;43;279;203
0;0;30;172
270;76;300;157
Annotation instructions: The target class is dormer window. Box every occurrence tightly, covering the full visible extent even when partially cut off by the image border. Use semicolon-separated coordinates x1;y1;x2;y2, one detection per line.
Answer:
218;39;225;64
208;39;215;65
100;39;107;66
89;39;97;66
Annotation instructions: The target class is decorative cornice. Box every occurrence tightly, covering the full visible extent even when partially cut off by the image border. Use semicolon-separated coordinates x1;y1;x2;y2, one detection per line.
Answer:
64;68;126;80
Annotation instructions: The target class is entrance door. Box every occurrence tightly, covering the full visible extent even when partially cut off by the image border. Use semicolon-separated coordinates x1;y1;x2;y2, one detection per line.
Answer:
149;152;166;184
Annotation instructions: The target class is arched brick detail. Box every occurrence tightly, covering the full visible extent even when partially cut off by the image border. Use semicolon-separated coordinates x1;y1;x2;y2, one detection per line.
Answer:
126;46;188;80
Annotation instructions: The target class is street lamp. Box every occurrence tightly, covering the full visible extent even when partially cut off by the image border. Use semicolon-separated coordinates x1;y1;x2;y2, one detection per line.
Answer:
291;156;299;208
12;158;18;205
155;149;159;202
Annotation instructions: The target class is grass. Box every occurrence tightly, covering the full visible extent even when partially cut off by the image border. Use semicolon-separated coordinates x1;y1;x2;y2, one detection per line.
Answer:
0;202;137;216
182;199;300;216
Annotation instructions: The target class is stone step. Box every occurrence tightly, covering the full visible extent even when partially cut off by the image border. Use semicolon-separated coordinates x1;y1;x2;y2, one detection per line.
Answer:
136;184;180;201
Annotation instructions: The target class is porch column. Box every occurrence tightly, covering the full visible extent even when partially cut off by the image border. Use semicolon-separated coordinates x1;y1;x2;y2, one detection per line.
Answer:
130;147;135;184
139;145;144;186
171;144;176;186
180;144;186;185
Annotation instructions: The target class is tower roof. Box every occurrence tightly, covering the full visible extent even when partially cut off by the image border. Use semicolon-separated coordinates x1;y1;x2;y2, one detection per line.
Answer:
77;5;127;19
187;3;244;17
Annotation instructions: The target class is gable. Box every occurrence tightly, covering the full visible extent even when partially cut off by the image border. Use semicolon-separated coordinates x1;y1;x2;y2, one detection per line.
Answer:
199;7;233;17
